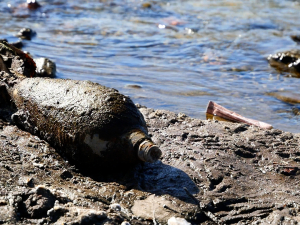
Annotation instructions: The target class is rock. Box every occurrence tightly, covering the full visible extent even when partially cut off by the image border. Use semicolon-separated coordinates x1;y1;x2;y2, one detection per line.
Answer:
0;198;15;224
131;194;199;223
20;186;56;218
268;50;300;76
110;203;121;211
142;2;152;8
47;205;69;222
121;222;131;225
78;209;107;224
267;91;300;104
27;0;41;10
125;84;142;89
16;28;36;40
34;57;56;77
168;217;191;225
60;170;73;180
10;40;23;49
291;35;300;44
0;39;24;49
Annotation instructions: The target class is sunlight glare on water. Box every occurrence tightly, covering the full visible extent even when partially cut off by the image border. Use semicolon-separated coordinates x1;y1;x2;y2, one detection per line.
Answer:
1;0;300;132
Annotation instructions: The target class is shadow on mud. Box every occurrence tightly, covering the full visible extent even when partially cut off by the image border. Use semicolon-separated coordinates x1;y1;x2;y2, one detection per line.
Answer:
85;161;199;205
135;161;200;204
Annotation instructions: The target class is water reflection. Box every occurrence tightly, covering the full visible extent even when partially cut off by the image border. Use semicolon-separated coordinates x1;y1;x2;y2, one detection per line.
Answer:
1;0;300;132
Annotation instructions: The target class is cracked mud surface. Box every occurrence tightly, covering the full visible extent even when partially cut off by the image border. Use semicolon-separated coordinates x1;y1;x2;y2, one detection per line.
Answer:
1;106;300;224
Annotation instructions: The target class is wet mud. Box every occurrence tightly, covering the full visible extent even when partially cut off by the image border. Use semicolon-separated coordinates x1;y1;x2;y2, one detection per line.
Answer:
1;105;300;224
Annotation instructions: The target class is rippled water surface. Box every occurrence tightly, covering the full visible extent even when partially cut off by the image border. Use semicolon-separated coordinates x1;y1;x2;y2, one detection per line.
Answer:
1;0;300;132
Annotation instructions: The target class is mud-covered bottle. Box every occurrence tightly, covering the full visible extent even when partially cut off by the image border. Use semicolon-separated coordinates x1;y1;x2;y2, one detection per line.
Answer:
0;41;162;170
10;78;162;169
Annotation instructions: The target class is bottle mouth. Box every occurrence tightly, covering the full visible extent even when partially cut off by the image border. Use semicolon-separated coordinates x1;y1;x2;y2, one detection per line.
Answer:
138;140;162;163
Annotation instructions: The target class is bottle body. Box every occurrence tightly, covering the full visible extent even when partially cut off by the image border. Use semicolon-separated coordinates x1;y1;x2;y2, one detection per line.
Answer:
9;78;161;170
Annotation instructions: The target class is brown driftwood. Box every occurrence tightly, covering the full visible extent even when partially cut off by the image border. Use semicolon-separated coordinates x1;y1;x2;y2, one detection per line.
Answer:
206;101;273;130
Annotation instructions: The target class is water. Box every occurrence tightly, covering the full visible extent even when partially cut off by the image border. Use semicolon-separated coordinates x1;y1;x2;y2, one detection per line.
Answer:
1;0;300;133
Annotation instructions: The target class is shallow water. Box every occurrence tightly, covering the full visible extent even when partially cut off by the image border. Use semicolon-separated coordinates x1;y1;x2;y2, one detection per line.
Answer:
1;0;300;132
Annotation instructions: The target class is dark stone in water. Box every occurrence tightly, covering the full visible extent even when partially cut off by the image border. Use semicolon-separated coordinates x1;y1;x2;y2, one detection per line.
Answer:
268;50;300;76
16;28;36;40
10;40;23;49
27;0;41;10
0;39;23;49
291;35;300;44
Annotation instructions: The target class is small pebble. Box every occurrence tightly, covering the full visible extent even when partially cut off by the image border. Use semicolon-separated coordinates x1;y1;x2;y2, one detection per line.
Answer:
168;217;191;225
121;222;131;225
110;203;121;211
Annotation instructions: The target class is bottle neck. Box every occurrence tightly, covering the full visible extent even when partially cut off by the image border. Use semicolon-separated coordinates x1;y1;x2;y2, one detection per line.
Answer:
126;129;162;163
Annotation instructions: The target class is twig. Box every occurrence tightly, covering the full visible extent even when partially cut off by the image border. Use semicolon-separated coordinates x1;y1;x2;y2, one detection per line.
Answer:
206;101;272;130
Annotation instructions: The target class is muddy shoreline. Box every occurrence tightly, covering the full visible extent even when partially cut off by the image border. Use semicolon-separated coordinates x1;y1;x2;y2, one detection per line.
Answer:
1;104;300;224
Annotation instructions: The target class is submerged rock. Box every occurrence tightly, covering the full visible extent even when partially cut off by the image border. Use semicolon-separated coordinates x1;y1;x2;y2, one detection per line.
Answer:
291;35;300;44
16;28;36;40
268;50;300;76
26;0;41;10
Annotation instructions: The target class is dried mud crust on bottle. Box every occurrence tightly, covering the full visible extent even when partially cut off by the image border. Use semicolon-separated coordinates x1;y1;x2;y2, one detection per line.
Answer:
9;78;161;170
